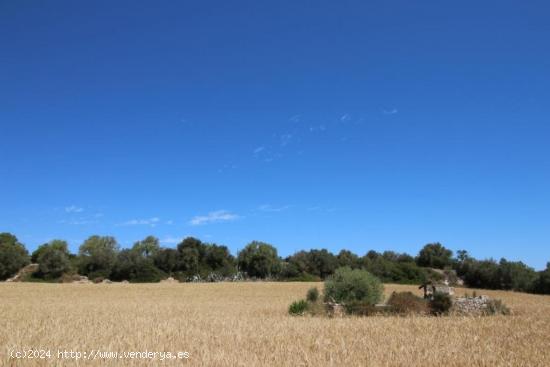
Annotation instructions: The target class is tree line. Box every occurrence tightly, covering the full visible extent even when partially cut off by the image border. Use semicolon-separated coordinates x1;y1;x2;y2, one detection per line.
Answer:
0;232;549;294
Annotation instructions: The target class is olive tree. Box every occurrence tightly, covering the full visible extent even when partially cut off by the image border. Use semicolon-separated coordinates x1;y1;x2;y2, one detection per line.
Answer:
0;233;30;280
35;240;71;278
237;241;281;278
78;235;119;279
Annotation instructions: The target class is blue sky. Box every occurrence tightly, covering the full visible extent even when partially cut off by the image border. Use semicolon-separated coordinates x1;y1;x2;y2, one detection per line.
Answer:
1;1;549;269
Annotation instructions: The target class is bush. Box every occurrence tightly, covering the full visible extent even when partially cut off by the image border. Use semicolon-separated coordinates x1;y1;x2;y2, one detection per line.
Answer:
324;267;384;305
387;291;429;315
343;301;378;316
429;292;453;315
484;299;510;315
288;300;308;316
283;273;321;282
306;287;319;302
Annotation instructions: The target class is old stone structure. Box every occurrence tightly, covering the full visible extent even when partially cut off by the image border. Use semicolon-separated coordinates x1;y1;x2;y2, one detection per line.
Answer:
453;295;491;315
419;281;455;299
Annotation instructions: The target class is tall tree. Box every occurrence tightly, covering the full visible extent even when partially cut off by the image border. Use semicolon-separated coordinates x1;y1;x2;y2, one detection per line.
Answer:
132;236;160;258
78;236;119;278
238;241;281;278
0;233;29;280
35;240;71;278
416;243;453;269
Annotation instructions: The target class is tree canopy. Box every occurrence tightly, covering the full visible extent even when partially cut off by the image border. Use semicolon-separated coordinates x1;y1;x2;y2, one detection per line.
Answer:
0;233;30;280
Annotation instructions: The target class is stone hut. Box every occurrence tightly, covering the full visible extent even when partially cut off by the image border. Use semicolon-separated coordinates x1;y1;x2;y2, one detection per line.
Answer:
419;281;455;299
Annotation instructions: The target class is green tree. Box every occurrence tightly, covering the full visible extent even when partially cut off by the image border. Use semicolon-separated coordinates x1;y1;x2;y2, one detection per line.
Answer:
497;259;537;292
237;241;281;278
78;236;119;279
35;240;71;279
0;233;30;280
176;237;203;275
111;249;165;282
337;250;360;269
132;236;160;258
416;243;453;269
153;248;178;273
324;267;384;305
203;244;236;276
32;239;70;263
463;259;500;289
306;249;338;279
533;263;550;295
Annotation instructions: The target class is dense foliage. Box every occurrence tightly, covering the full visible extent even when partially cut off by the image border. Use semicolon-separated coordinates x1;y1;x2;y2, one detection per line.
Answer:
33;240;72;279
429;292;453;315
237;241;280;278
416;243;453;269
324;267;384;305
0;233;29;280
78;236;119;279
0;232;549;295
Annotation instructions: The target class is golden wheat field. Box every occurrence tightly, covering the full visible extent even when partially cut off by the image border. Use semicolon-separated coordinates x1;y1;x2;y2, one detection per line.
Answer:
0;282;549;367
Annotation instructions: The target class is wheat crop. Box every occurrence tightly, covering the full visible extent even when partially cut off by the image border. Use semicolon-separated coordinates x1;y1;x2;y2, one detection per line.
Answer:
1;282;549;366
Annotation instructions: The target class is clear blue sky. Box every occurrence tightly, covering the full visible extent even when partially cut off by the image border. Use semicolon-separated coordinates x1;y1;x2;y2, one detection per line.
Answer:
1;1;549;269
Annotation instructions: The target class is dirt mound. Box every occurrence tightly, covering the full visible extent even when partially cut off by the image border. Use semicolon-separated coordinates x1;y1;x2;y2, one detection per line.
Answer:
72;275;92;284
5;264;39;282
160;276;178;283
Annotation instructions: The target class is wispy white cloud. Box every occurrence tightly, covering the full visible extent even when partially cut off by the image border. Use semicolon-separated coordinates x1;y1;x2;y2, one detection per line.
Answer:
253;146;265;154
166;220;174;225
383;108;398;115
340;114;351;122
189;210;240;226
118;217;160;227
65;205;84;213
280;134;293;147
258;204;291;212
289;114;301;123
309;124;326;133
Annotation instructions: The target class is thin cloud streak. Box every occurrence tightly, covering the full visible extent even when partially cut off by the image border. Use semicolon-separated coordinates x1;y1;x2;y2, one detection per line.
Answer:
118;217;160;227
65;205;84;213
189;210;240;226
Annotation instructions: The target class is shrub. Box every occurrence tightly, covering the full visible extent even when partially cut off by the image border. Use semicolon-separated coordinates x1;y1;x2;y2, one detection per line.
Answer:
288;300;308;316
324;267;384;305
283;273;321;282
429;292;453;315
306;287;319;302
387;291;429;315
343;301;378;316
92;276;105;283
483;299;510;315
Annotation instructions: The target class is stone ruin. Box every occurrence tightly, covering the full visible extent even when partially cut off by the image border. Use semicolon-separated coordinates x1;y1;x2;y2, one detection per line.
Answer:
452;295;494;315
419;281;455;299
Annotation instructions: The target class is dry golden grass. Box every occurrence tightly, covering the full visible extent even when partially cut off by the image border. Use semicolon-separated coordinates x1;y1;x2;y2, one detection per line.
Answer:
1;282;549;366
